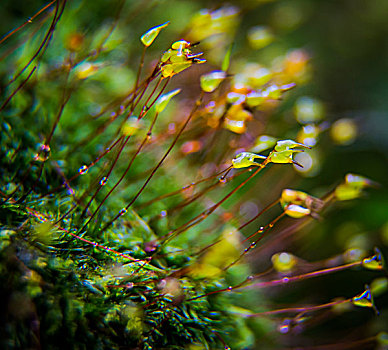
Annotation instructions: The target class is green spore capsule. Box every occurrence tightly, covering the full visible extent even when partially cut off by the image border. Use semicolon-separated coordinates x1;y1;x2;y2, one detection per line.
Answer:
352;285;379;315
232;152;266;169
362;247;385;271
140;22;169;47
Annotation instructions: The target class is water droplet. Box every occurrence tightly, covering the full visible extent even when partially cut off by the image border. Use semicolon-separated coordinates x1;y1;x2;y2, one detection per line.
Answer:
99;177;107;186
225;347;231;350
279;324;289;334
244;248;249;252
67;188;75;195
160;210;167;217
119;208;127;216
250;242;256;248
278;319;291;334
78;165;89;175
125;282;134;289
247;275;254;281
282;277;289;283
269;223;274;228
34;144;51;162
168;123;176;134
258;226;264;233
227;286;233;291
219;177;227;183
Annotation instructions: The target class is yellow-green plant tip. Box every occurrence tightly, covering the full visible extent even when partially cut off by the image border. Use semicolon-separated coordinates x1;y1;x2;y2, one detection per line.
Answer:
335;173;378;201
275;139;310;152
352;285;378;314
227;92;246;104
75;62;102;80
362;247;385;271
200;71;226;93
121;116;142;136
352;289;372;308
334;183;362;201
171;61;192;74
171;40;190;50
155;89;181;113
284;204;310;218
222;44;233;72
280;189;308;207
246;91;264;107
232;152;266;169
269;150;294;164
140;22;169;47
345;173;378;189
262;85;282;100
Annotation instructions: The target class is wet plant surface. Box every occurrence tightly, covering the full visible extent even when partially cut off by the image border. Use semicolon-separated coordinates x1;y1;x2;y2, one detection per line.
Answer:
1;1;388;349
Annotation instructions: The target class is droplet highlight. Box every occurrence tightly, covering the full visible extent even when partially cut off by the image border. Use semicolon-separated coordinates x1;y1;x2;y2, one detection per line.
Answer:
119;208;128;216
79;165;89;175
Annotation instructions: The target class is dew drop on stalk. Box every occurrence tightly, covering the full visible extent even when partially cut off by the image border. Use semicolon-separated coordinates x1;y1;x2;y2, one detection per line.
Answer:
168;123;176;134
160;210;167;217
125;282;134;289
99;177;107;186
258;226;264;233
282;277;289;283
219;177;227;183
34;144;51;162
250;242;256;248
119;208;128;216
227;286;233;291
79;165;89;175
278;319;291;334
